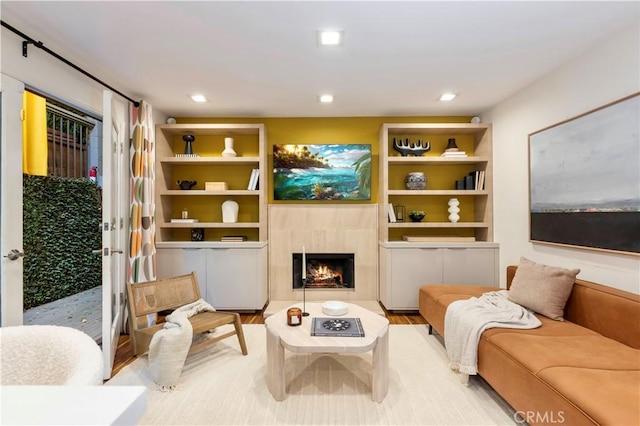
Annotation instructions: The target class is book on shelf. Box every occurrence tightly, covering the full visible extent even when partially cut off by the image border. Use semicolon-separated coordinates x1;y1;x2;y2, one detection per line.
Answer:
252;169;260;190
388;203;396;223
247;169;258;190
174;153;200;158
311;317;365;337
247;169;259;190
402;235;476;242
170;218;199;223
221;235;248;242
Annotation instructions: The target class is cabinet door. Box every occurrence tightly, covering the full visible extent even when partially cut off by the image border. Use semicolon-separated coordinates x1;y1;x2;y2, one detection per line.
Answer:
156;248;207;298
206;247;266;310
442;247;497;286
389;248;443;309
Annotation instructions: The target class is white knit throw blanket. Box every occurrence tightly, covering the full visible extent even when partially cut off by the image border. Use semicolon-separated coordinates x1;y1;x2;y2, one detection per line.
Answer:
444;290;541;384
148;299;217;390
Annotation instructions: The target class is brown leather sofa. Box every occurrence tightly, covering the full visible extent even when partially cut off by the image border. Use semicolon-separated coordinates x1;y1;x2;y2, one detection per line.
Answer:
418;265;640;426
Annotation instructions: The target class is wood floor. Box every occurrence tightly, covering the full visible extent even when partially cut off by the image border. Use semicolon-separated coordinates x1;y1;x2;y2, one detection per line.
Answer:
110;306;426;378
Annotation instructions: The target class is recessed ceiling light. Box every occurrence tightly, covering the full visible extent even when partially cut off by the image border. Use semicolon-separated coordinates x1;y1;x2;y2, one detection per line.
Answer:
439;93;457;101
318;30;343;46
319;94;334;103
190;94;207;103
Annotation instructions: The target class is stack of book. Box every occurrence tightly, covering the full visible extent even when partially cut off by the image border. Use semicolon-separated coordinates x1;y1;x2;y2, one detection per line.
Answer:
170;218;199;223
468;170;486;190
441;151;467;157
247;169;260;190
220;235;248;242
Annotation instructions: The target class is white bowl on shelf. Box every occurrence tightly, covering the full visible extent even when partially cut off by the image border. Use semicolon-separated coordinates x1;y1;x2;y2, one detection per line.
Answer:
322;301;349;316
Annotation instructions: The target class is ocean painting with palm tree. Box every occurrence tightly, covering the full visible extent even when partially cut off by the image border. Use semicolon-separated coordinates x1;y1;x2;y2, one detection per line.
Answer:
273;144;371;200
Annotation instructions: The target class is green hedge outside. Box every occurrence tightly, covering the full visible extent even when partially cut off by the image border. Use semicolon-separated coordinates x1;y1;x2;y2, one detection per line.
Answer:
23;174;102;310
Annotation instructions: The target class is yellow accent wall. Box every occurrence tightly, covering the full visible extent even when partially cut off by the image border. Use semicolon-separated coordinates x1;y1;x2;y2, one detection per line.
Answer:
177;116;471;203
22;92;48;176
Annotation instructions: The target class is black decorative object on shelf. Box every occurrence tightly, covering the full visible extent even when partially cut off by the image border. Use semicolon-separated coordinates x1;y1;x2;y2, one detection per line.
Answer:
191;228;204;241
177;180;197;190
409;211;425;222
445;138;459;152
183;134;195;155
392;137;431;156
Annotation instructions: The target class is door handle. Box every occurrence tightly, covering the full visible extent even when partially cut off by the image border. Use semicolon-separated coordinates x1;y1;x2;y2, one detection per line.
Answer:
3;249;24;261
92;248;123;255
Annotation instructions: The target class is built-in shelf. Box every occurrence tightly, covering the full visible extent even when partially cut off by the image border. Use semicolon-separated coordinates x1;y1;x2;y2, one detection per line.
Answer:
155;123;267;244
379;122;493;243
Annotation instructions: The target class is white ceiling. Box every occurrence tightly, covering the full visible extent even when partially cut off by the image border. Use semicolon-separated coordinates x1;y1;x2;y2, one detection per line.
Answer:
1;1;638;118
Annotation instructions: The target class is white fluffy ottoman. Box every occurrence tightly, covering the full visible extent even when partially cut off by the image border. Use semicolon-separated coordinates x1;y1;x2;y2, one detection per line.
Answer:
0;325;104;385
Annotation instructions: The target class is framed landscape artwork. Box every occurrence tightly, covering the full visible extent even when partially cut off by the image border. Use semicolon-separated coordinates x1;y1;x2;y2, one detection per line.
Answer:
528;93;640;254
273;144;371;201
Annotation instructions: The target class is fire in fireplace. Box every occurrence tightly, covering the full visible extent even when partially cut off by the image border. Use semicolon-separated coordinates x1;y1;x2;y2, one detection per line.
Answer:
292;253;355;289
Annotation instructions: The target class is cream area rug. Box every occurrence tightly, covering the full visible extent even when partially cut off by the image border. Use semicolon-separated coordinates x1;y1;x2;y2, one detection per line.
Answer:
106;325;517;425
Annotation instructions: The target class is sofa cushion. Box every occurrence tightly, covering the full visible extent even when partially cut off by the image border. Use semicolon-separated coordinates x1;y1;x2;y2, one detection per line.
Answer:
536;367;640;426
508;257;580;321
485;333;640;373
418;285;497;335
482;314;597;340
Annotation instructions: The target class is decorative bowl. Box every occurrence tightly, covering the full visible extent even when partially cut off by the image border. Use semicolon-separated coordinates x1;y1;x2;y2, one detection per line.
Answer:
409;211;425;222
322;301;349;316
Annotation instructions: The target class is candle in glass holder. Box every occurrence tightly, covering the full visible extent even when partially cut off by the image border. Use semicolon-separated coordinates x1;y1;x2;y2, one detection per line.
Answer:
287;307;302;326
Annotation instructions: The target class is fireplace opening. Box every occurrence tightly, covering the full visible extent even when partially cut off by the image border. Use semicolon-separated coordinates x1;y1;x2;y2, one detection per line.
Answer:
292;253;355;289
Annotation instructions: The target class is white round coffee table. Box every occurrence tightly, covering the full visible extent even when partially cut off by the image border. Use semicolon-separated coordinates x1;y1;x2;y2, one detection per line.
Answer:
264;302;389;402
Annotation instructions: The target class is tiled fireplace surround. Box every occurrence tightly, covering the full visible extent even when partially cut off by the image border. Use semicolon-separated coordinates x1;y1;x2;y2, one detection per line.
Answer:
265;205;382;316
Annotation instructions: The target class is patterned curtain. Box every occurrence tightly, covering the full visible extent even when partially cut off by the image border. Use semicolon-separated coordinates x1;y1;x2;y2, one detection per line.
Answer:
128;100;156;283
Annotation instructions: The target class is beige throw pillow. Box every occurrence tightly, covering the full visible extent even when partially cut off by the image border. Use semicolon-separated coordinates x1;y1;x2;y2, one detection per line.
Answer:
508;257;580;321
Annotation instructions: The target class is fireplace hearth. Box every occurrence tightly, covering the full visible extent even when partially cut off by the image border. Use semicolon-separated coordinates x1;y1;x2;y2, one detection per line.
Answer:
292;253;355;289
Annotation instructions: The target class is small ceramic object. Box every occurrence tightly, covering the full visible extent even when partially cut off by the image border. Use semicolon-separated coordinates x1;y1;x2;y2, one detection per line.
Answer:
322;301;349;316
182;134;195;155
222;137;237;157
222;200;239;223
448;198;460;223
177;180;197;190
405;172;427;190
445;138;459;152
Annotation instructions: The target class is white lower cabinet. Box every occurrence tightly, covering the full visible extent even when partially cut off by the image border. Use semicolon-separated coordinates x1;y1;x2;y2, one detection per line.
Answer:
205;247;267;310
379;243;499;310
155;244;268;311
156;248;208;297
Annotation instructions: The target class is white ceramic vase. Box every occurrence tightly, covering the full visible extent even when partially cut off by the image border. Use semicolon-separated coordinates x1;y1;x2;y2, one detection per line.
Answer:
448;198;460;223
222;137;237;157
222;200;239;223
